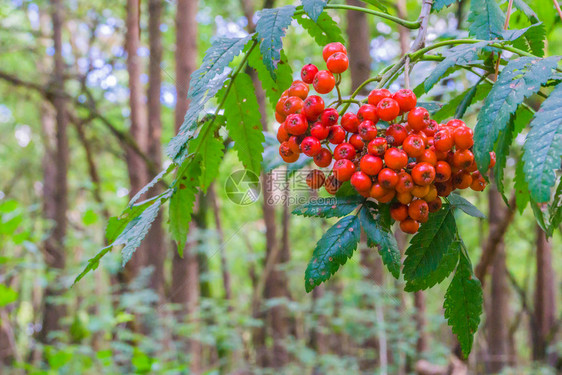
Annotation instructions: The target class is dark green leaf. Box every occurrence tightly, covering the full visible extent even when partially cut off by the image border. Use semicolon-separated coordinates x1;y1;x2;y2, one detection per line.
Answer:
523;81;562;203
73;246;112;285
548;180;562;235
169;157;201;253
444;250;483;358
247;47;293;108
403;206;457;291
504;23;546;57
304;215;361;292
188;116;225;193
474;56;560;172
454;79;486;119
433;82;492;123
336;181;356;197
468;0;505;41
360;205;401;279
433;0;457;11
417;101;442;114
256;5;296;79
293;196;363;218
223;73;265;174
513;0;539;23
530;198;548;232
514;156;531;213
448;193;486;218
296;13;345;47
301;0;327;22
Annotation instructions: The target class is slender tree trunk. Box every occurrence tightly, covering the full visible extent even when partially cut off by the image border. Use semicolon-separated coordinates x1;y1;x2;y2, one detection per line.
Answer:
486;186;511;372
123;0;148;282
533;225;557;366
171;1;201;372
146;0;165;296
209;184;232;303
346;0;371;94
39;0;68;344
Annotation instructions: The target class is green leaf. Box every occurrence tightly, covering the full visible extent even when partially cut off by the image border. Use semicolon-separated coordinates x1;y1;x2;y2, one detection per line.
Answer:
166;36;253;161
223;73;265;174
403;206;458;291
444;250;483;358
454;79;486;119
505;23;546;57
417;101;442;114
548;180;562;235
292;196;363;218
448;193;486;218
361;0;388;12
169;157;201;253
188;116;225;193
304;215;360;292
467;0;505;41
514;159;531;213
360;205;401;279
433;82;492;123
301;0;327;22
248;48;293;108
474;56;560;172
433;0;457;11
256;5;296;79
106;194;164;243
420;42;489;95
523;81;562;203
513;0;539;23
531;198;549;232
128;164;175;207
296;13;345;47
0;284;18;307
73;246;111;285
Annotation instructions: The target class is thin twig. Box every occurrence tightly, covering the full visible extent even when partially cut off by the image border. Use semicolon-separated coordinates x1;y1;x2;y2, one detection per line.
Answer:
494;0;514;79
553;0;562;22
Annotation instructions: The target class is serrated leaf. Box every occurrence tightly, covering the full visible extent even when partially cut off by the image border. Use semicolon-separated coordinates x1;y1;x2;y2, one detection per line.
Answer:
531;198;549;232
403;206;457;291
188;117;225;193
468;0;505;41
256;5;296;79
504;23;546;57
444;250;483;358
474;56;560;172
514;156;531;213
421;42;489;95
433;82;492;123
448;193;487;218
360;205;400;279
247;48;293;108
292;196;363;218
167;36;253;161
296;13;345;47
548;180;562;235
223;73;265;174
304;215;360;292
73;246;112;285
128;164;175;207
523;81;562;203
169;157;201;253
513;0;539;23
454;79;485;119
301;0;327;22
433;0;457;11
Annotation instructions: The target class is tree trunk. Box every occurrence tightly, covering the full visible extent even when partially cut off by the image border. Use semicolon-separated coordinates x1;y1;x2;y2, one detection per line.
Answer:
146;0;165;296
209;184;232;303
123;0;148;282
533;225;557;366
171;1;201;372
39;0;68;344
486;186;511;372
345;0;371;94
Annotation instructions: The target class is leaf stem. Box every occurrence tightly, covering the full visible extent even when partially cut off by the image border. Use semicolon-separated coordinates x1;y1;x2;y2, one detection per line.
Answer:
317;4;421;29
409;39;537;61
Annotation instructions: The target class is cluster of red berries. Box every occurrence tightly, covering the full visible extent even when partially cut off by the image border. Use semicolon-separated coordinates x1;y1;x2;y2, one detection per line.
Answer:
276;43;494;234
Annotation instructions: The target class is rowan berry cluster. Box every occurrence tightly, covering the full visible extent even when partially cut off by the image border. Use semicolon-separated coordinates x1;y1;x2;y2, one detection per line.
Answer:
276;42;494;234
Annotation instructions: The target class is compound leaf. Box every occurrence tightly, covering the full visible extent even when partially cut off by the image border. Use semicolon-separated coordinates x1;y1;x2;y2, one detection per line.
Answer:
468;0;505;41
296;12;345;47
293;196;363;218
301;0;327;22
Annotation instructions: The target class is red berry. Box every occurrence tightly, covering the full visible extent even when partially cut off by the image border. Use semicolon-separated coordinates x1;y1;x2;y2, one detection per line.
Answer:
279;142;293;158
351;171;372;192
326;52;349;74
434;129;454;152
452;172;472;190
341;112;360;133
285;113;308;135
277;123;289;143
334;142;356;160
393;89;417;112
367;137;387;156
447;119;466;128
384;147;408;170
417;148;437;166
301;64;319;84
287;136;301;154
453;149;475;169
322;42;347;62
368;88;392;106
314;148;333;168
306;170;325;189
428;197;443;212
360;154;383;176
303;95;325;122
313;70;336;94
357;104;379;123
385;124;408;146
435;161;452;182
301;136;322;157
396;171;414;193
402;134;426;158
333;159;356;181
288;81;309;100
407;107;430;132
390;202;409;222
321;108;339;127
425;120;438;137
408;199;429;223
358;120;378;141
328;125;346;144
411;162;436;186
376;98;401;122
310;122;329;140
470;171;487;191
378;168;399;189
281;152;300;163
283;96;304;116
453;126;474;150
400;218;419;234
489;151;497;168
349;134;365;150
